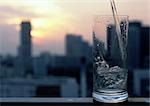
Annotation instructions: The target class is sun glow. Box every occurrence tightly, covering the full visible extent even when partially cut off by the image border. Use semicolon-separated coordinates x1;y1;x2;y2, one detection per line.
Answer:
0;0;71;39
23;0;72;39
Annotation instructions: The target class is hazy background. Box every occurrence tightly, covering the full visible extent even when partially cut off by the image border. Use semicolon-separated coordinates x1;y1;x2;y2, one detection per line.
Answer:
0;0;149;56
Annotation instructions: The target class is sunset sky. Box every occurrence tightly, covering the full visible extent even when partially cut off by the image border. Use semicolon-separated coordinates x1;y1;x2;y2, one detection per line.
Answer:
0;0;149;56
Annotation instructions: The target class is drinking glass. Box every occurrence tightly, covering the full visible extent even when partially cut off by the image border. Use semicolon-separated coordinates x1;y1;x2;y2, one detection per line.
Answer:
92;15;129;103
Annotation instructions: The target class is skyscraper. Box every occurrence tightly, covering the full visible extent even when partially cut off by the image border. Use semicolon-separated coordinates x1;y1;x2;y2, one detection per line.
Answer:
65;34;92;62
127;22;141;70
140;26;150;68
107;21;149;70
18;21;33;77
66;34;83;57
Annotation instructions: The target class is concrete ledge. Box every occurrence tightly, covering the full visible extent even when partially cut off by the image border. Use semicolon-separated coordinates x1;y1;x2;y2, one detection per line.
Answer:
0;97;149;103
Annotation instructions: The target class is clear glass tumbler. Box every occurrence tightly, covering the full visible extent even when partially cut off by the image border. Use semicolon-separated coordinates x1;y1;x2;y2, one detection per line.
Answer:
92;16;129;103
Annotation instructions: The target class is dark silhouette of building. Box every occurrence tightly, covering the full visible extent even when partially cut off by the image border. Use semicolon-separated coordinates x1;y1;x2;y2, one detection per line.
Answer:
126;21;150;97
66;34;83;57
127;21;150;70
18;21;33;77
127;22;141;70
65;34;92;63
140;26;150;69
106;21;150;97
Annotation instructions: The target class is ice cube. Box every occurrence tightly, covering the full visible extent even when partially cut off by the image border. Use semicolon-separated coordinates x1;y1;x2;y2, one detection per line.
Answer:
100;61;109;68
109;66;123;73
96;61;109;75
97;66;109;75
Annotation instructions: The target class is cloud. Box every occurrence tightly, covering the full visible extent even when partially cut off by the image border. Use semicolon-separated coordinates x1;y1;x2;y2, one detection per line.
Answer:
0;6;42;19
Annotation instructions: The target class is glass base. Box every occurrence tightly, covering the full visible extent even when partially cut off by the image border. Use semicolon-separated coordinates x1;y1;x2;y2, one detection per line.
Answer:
93;90;128;103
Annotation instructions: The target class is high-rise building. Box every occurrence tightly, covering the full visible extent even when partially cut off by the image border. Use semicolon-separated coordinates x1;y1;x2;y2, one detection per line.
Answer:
65;34;92;62
18;21;33;77
106;21;149;69
65;34;92;97
127;22;141;70
66;34;83;57
140;26;150;68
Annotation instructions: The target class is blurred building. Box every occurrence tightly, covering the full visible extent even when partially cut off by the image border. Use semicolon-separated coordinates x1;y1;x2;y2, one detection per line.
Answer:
33;52;51;78
0;55;15;78
140;26;150;69
0;19;149;98
127;22;142;70
106;21;150;97
48;55;93;97
51;56;81;68
65;34;92;63
125;21;150;97
17;21;33;77
107;21;149;69
66;34;83;57
0;77;79;97
133;69;149;97
127;21;150;70
65;34;92;97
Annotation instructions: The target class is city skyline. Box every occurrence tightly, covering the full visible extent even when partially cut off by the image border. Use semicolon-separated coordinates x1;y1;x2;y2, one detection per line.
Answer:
0;20;149;98
0;0;150;56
